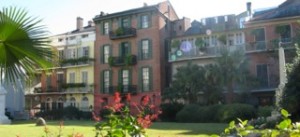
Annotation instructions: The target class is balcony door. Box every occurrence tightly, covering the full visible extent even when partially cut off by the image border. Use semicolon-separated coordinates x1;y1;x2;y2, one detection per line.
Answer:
120;42;130;57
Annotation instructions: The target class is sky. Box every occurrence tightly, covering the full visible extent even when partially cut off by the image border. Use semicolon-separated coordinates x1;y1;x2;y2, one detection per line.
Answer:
2;0;286;35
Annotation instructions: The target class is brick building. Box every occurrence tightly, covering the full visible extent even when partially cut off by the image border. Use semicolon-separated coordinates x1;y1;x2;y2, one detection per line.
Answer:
93;1;179;112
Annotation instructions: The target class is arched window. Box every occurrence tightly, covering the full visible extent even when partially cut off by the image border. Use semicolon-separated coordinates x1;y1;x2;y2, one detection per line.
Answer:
46;97;52;111
70;97;76;107
57;97;64;109
81;97;89;111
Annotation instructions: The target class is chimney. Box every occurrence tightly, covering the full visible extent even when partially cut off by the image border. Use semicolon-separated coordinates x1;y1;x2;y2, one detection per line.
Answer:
88;21;94;26
143;2;148;7
247;2;252;16
76;17;83;30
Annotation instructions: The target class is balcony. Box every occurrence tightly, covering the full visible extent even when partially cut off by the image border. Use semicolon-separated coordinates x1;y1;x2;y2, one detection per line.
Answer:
60;56;94;67
246;38;296;52
109;27;136;40
61;83;94;93
108;55;137;67
169;44;245;62
107;85;137;95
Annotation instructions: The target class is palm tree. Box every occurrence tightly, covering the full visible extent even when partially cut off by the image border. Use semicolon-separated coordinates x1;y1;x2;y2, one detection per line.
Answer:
215;47;248;103
0;7;53;84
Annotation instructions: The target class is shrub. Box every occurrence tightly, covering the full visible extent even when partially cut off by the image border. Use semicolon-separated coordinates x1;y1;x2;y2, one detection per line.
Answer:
217;103;256;123
160;102;184;122
257;106;274;117
63;106;81;120
176;104;200;123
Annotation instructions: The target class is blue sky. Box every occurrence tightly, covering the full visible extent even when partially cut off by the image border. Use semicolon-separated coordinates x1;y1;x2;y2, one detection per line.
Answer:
2;0;286;35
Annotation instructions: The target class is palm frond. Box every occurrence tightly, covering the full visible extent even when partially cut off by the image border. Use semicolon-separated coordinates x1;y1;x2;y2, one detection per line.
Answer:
0;6;53;84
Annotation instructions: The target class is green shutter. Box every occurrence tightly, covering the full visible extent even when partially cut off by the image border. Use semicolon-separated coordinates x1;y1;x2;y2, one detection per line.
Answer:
99;22;104;35
118;69;122;92
119;43;122;56
138;40;142;60
128;16;132;28
100;46;104;63
100;71;104;93
109;20;112;33
109;45;112;57
149;39;152;59
118;18;122;28
149;67;153;91
109;70;113;93
128;69;132;86
148;14;152;28
138;67;143;92
128;42;131;55
137;15;141;29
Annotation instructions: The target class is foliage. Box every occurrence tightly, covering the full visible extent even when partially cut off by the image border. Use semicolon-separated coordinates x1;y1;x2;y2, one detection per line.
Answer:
61;83;86;89
218;35;227;45
281;44;300;120
176;104;255;123
35;106;91;120
115;27;124;36
195;37;205;51
160;102;184;122
163;62;223;104
0;6;53;83
171;39;180;49
215;47;254;103
275;25;290;35
95;92;159;137
215;109;300;137
60;56;94;65
257;106;274;117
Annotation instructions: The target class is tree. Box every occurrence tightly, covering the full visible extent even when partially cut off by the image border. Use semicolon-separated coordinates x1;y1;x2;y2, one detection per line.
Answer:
0;7;53;84
280;44;300;120
163;62;224;105
163;62;205;104
215;47;251;103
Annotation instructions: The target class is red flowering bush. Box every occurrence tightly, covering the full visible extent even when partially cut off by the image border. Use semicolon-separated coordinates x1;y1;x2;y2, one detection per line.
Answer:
95;92;160;137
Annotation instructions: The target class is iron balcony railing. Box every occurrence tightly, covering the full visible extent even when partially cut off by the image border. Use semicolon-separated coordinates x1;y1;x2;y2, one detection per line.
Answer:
108;55;137;67
109;27;137;40
104;85;137;95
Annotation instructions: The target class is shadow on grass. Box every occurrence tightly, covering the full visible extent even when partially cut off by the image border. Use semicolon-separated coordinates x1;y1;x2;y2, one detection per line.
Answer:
12;119;96;127
150;122;226;136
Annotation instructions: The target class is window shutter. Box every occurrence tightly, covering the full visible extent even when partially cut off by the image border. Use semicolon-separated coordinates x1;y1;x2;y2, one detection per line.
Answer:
118;18;122;28
149;39;153;59
100;46;104;63
78;47;83;58
128;42;131;54
100;71;104;93
138;67;143;92
149;67;153;91
137;15;141;29
118;69;122;92
109;20;112;33
138;40;142;60
148;14;152;28
119;43;122;56
128;69;132;86
99;22;104;35
109;70;113;93
128;16;132;28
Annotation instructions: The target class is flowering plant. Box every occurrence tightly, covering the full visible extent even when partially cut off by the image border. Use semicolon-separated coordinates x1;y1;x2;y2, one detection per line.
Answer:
95;92;160;137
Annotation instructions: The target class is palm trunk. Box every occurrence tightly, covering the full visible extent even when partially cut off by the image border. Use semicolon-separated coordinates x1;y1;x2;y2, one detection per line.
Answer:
226;81;234;104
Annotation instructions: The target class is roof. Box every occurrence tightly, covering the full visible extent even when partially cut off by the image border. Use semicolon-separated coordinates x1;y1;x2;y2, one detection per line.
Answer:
53;25;95;36
93;4;158;22
251;0;300;21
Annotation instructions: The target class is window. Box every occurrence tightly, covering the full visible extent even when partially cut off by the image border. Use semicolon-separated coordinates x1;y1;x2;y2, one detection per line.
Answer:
82;71;88;85
70;48;76;59
139;67;152;92
141;39;150;59
57;97;64;109
276;25;291;42
46;75;52;90
211;35;217;46
235;33;243;44
57;73;64;83
104;22;109;35
256;64;269;88
81;97;89;111
70;36;76;40
141;15;149;28
227;34;234;46
58;50;64;61
225;16;228;22
120;42;130;57
69;72;75;83
103;70;110;93
103;45;110;63
121;18;130;28
254;28;265;42
142;68;150;91
70;97;76;107
81;34;88;38
121;70;129;92
46;97;52;111
204;36;210;47
83;47;89;57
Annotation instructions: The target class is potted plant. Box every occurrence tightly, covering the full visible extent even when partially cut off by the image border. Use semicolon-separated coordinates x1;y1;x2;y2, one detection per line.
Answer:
195;37;206;52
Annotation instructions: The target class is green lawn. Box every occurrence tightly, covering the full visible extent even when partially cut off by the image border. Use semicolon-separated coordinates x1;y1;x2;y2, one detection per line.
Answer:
0;120;226;137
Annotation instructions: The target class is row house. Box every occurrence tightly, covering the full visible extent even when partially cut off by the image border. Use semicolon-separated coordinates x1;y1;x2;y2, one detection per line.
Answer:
244;0;300;105
26;17;95;112
93;1;179;112
169;0;300;106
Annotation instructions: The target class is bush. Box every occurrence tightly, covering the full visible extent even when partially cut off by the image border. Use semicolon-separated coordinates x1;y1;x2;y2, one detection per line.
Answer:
217;103;256;123
176;103;256;123
176;104;200;123
160;102;184;122
63;106;81;120
257;106;274;117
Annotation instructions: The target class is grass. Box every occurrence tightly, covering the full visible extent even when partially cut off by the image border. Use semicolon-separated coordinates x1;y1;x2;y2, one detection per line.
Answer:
0;120;227;137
